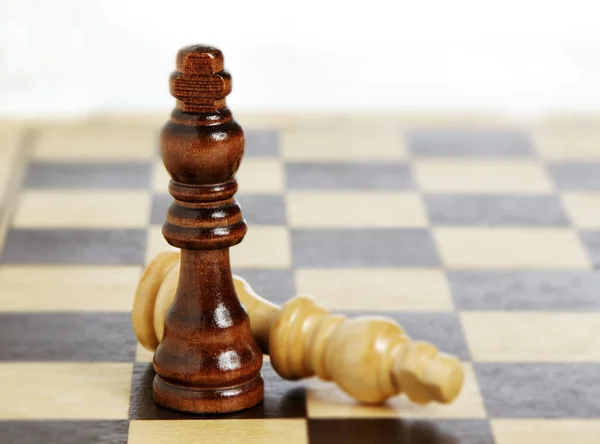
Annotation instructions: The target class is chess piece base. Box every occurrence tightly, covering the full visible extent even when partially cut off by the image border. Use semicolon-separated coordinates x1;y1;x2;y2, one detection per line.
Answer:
153;373;264;414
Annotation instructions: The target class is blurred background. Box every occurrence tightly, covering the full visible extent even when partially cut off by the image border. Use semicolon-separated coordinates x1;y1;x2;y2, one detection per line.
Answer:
1;0;600;118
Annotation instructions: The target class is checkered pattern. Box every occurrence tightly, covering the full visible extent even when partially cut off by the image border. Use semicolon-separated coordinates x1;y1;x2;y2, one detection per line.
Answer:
1;116;600;443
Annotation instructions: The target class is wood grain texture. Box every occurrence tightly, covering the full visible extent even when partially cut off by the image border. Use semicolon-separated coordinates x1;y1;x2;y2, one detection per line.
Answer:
150;45;263;414
128;419;307;444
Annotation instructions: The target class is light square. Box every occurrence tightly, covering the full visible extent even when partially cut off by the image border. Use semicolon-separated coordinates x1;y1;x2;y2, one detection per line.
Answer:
414;160;553;193
281;128;406;161
434;228;590;269
33;124;157;161
295;269;453;311
561;193;600;228
0;123;23;154
307;364;486;419
286;191;428;228
146;225;177;264
237;113;295;130
0;124;23;203
152;160;171;192
236;158;285;194
0;363;132;419
231;225;291;269
533;125;600;160
128;419;308;444
461;312;600;362
492;420;600;444
13;191;151;228
0;265;140;311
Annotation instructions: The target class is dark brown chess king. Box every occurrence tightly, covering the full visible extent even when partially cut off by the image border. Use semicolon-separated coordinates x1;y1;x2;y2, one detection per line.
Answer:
151;45;263;414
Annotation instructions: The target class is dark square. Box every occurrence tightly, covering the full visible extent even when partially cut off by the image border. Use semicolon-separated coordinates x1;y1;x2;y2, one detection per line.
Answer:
236;194;287;225
448;270;600;310
476;363;600;418
0;313;136;361
308;419;494;444
286;163;414;190
366;312;471;360
244;130;280;156
150;194;170;225
292;229;439;267
24;162;151;189
549;162;600;190
425;195;569;226
407;129;533;157
1;229;146;265
579;230;600;268
0;421;128;444
231;269;295;306
129;360;306;420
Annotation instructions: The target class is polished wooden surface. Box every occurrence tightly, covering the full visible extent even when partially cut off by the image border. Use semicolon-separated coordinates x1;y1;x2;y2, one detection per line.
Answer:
150;45;263;414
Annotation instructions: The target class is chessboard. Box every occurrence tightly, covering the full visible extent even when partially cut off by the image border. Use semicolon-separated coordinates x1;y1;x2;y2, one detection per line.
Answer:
0;114;599;444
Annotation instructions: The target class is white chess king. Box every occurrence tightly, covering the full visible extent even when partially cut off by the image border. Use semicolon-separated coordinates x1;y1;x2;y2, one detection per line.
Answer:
133;251;465;405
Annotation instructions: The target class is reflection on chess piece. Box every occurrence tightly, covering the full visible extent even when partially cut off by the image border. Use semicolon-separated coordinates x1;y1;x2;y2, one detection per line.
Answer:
148;45;263;414
134;251;465;405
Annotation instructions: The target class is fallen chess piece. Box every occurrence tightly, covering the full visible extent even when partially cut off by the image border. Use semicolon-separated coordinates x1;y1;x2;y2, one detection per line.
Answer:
133;251;465;406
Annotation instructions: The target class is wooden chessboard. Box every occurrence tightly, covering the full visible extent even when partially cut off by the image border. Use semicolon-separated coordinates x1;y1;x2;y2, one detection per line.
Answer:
1;114;599;443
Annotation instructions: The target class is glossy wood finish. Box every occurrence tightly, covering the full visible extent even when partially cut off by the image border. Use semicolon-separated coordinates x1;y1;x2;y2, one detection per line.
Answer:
135;251;465;406
150;45;263;414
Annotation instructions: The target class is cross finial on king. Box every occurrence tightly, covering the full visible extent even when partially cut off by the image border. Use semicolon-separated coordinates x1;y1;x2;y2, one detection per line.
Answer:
170;45;232;112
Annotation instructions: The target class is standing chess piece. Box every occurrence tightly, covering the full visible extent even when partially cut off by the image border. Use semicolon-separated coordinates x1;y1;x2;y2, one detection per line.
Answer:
148;45;263;414
135;251;464;405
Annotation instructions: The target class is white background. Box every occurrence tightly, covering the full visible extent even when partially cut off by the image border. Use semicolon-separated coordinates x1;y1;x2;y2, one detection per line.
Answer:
1;0;600;118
